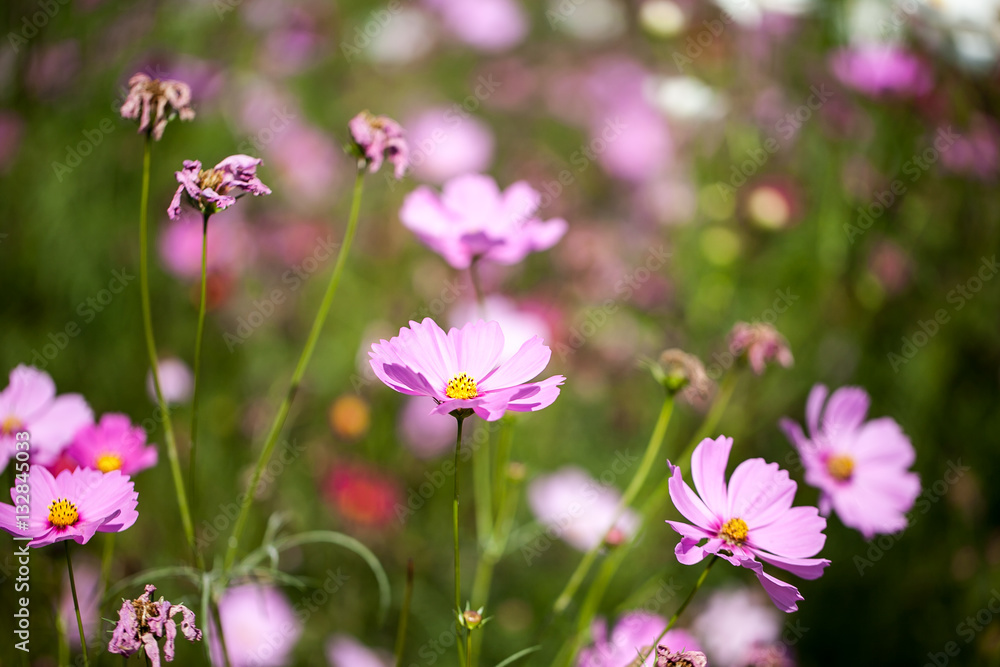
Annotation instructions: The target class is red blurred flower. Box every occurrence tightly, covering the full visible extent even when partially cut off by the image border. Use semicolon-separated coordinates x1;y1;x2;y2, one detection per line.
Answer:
323;462;401;530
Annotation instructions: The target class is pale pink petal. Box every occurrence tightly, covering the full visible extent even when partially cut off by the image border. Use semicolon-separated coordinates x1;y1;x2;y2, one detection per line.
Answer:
740;560;804;613
691;436;732;514
667;464;717;530
805;384;827;438
479;337;551;390
749;505;827;559
449;320;504;381
821;386;870;438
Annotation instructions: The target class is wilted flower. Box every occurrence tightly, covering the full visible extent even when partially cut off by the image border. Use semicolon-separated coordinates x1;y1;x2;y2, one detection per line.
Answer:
728;322;793;375
108;584;203;665
209;584;302;667
67;413;157;475
168;155;271;220
653;349;712;401
348;110;409;179
645;645;709;667
578;612;701;667
400;174;568;269
779;384;920;539
666;436;830;612
0;466;138;547
528;467;639;552
120;73;195;141
369;318;565;421
0;365;93;471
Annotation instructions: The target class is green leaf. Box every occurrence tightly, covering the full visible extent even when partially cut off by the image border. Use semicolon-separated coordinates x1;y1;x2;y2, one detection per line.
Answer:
494;645;542;667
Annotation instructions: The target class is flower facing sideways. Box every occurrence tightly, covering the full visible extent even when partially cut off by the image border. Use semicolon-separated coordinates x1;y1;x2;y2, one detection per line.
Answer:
348;110;409;179
666;436;829;612
0;465;138;547
168;155;271;220
779;384;920;539
67;413;158;475
369;318;564;421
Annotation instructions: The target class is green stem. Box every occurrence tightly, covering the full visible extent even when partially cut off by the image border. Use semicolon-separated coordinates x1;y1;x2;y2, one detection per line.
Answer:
552;396;674;615
393;559;414;667
64;542;89;667
640;556;718;662
453;414;468;667
189;211;210;517
138;137;200;567
224;171;365;571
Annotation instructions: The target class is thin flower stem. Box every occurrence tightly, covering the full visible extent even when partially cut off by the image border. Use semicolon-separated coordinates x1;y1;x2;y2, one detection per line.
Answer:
393;559;415;667
224;171;366;572
189;211;211;516
453;414;468;667
138;137;201;568
552;396;675;615
64;542;89;667
466;631;473;667
640;556;719;662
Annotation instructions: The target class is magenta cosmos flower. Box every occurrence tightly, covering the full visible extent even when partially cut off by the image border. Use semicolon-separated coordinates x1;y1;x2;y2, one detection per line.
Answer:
578;612;701;667
348;110;409;179
67;413;158;475
0;365;93;471
168;155;271;220
779;384;920;539
369;318;565;421
399;173;568;269
666;436;829;612
0;465;138;547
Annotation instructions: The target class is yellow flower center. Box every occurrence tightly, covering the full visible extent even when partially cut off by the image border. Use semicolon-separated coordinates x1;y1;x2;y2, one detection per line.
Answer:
720;517;749;546
96;453;123;473
446;373;479;400
198;168;226;193
48;498;79;528
1;415;23;436
827;454;854;482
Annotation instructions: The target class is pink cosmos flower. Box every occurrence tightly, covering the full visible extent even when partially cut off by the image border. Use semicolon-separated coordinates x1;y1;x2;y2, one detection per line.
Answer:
0;365;93;471
369;318;565;421
120;72;195;140
578;612;701;667
666;436;830;612
728;322;794;375
779;384;921;539
209;584;302;667
66;413;158;475
326;634;393;667
348;111;409;179
0;466;138;547
528;466;639;552
404;107;495;184
829;45;933;98
400;174;568;269
168;155;271;220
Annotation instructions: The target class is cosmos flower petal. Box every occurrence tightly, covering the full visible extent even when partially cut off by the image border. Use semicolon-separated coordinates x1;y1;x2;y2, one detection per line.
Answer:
849;417;915;468
749;505;827;558
821;386;870;437
754;552;830;581
805;383;827;438
450;320;504;381
691;435;731;513
667;464;716;530
739;560;804;613
727;458;794;524
479;336;550;390
504;375;565;412
3;365;56;417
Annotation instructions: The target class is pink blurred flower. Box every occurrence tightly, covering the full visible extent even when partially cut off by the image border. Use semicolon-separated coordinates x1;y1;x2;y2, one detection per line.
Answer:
0;466;138;547
692;588;782;667
109;583;203;664
323;462;401;529
349;111;409;179
209;584;301;667
159;211;256;281
424;0;528;52
27;40;80;99
939;116;1000;180
728;322;794;375
830;45;933;98
67;413;157;475
398;396;456;459
326;634;393;667
168;155;271;220
369;318;565;421
666;436;830;612
528;466;639;552
264;123;343;206
147;358;194;405
400;174;568;269
578;612;702;667
780;385;921;539
120;72;195;141
404;107;495;184
0;365;93;470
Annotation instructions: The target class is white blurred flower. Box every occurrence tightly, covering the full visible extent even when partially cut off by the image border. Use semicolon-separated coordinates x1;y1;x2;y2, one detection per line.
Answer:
548;0;627;41
366;8;437;65
647;76;728;122
918;0;1000;69
147;357;194;405
712;0;814;27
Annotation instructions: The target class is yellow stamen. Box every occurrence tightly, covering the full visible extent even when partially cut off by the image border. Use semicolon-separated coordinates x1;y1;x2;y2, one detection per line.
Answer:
446;373;478;400
1;416;23;436
48;498;79;528
827;454;854;482
720;517;749;546
198;168;226;193
96;454;123;473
